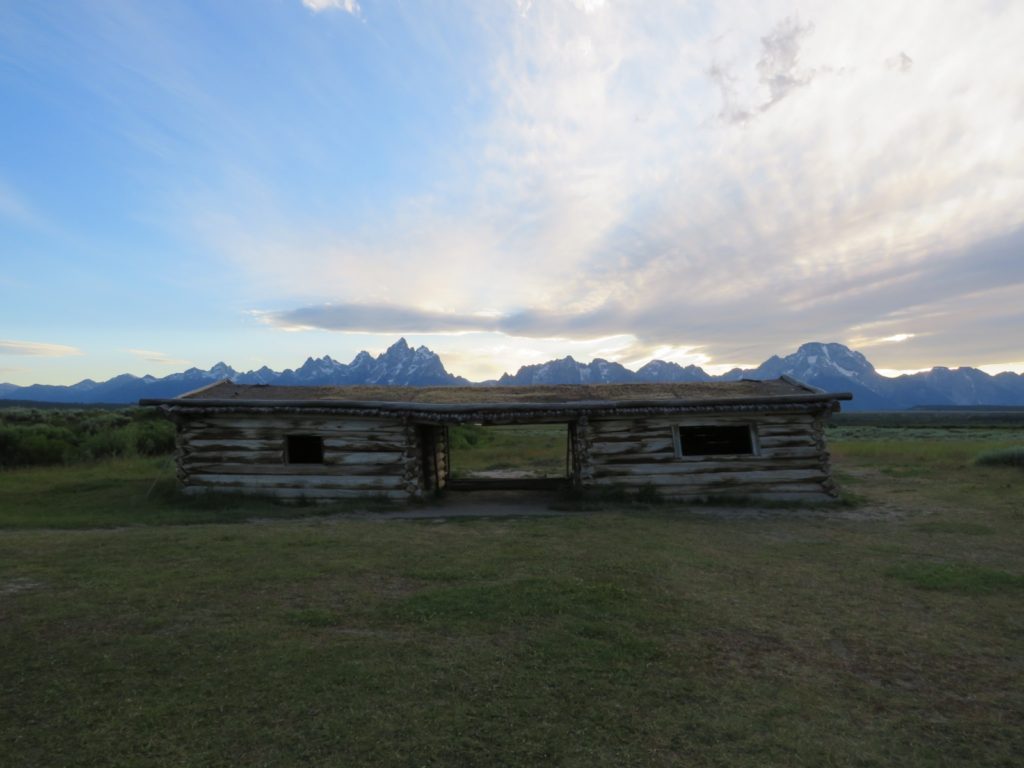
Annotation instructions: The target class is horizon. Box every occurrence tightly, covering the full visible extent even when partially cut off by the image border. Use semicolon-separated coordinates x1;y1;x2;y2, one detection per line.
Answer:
4;337;1021;390
3;2;1023;387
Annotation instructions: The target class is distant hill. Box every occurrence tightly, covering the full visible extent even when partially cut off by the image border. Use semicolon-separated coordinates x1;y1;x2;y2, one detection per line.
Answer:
2;338;1023;410
0;339;467;405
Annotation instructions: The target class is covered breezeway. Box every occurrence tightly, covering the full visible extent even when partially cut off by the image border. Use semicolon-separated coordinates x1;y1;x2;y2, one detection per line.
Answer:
413;419;585;493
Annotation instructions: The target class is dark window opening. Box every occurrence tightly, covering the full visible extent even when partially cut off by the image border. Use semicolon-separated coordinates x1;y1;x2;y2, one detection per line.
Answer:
286;434;324;464
675;425;754;457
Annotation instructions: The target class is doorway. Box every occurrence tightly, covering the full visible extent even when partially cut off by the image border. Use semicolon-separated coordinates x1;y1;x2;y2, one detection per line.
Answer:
446;422;572;490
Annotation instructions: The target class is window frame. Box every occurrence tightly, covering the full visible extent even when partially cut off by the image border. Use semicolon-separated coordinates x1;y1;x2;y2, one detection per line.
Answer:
671;424;759;460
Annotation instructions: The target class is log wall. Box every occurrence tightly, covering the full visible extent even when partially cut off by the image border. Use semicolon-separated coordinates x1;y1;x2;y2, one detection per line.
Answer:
413;424;449;494
583;412;837;501
172;408;839;503
176;414;416;500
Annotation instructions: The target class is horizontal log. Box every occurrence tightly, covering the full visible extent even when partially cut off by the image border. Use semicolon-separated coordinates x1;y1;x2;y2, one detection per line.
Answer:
592;452;679;464
182;486;411;501
755;425;815;437
185;417;406;432
321;438;406;451
591;446;823;464
180;462;406;477
181;428;405;443
181;449;285;463
186;439;284;451
589;439;675;455
183;448;408;465
589;431;677;443
757;436;817;448
592;459;822;477
590;415;812;433
589;427;813;445
755;446;822;460
188;473;406;490
325;451;405;465
588;468;828;487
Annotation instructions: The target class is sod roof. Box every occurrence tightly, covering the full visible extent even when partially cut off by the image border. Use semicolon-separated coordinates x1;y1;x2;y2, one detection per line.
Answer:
148;377;850;408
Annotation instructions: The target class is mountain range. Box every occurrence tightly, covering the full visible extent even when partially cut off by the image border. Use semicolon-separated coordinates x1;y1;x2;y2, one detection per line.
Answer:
2;337;1022;411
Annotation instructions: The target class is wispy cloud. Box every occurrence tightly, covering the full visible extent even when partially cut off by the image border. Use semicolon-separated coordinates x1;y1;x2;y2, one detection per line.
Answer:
885;51;913;73
712;15;816;123
301;0;360;15
0;179;40;226
126;349;192;367
756;16;815;111
0;340;82;357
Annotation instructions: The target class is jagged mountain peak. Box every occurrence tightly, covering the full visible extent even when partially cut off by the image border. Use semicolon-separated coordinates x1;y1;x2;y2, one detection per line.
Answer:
753;341;877;383
209;361;236;377
796;341;874;369
3;338;1023;409
635;359;713;382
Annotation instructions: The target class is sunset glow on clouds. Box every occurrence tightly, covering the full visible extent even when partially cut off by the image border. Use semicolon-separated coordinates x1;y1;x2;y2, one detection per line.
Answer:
1;1;1022;384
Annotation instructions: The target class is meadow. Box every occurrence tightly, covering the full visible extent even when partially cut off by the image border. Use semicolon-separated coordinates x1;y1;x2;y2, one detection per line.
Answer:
0;406;174;469
0;413;1022;766
448;423;568;479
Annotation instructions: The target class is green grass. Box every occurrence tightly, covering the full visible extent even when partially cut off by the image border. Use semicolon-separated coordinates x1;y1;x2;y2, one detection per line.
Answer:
975;446;1024;468
449;423;567;478
886;562;1024;594
1;427;1023;766
0;457;393;529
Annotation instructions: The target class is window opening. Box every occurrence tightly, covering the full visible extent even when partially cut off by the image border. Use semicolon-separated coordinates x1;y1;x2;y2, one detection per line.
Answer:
285;434;324;464
674;425;754;457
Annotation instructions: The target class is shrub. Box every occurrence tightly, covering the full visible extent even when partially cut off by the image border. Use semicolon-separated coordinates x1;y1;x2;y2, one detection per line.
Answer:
974;447;1024;469
0;407;176;467
448;424;494;450
130;419;176;456
0;424;76;467
80;428;133;460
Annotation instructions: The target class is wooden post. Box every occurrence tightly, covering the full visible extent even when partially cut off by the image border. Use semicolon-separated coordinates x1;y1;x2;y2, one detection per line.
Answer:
402;420;422;499
573;415;593;486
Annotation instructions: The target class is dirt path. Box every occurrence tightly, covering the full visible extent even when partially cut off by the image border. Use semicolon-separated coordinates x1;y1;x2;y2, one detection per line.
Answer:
249;487;902;525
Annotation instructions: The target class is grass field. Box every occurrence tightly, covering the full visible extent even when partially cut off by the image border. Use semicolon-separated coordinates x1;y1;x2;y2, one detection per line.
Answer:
448;424;568;479
1;423;1022;766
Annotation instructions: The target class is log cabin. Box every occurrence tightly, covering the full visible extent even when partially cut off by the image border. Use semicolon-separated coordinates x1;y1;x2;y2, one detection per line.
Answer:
142;377;852;503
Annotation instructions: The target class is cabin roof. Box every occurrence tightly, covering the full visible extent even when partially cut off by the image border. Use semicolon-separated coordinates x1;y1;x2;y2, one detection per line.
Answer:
141;378;851;417
179;378;818;403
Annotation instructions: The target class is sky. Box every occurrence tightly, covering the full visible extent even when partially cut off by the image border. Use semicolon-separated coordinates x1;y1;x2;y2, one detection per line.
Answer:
1;0;1023;386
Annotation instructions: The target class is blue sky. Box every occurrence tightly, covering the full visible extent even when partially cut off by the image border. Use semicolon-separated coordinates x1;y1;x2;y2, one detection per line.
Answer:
2;0;1023;386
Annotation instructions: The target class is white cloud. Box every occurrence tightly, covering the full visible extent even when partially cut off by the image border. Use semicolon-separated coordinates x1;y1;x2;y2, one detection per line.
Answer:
206;0;1024;372
0;340;82;357
571;0;608;13
301;0;360;15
